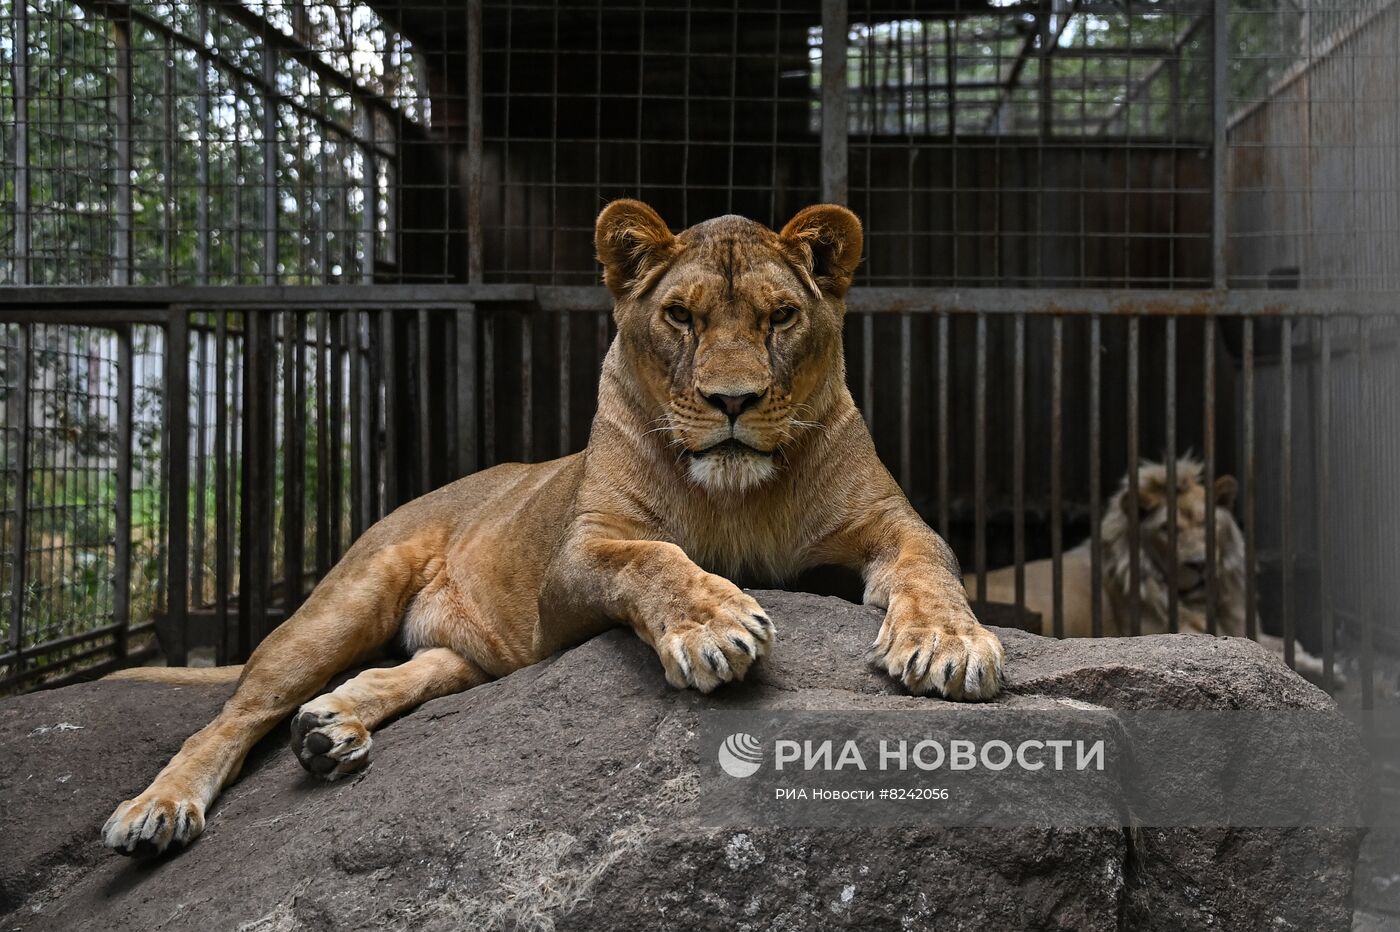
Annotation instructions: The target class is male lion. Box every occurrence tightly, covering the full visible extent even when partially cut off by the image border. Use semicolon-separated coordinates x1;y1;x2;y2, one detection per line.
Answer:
975;458;1328;681
101;201;1005;856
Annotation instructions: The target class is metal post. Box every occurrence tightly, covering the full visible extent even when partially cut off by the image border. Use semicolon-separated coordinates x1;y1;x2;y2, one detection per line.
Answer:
8;327;32;672
166;312;190;666
113;11;133;286
214;311;230;664
458;0;484;476
1126;316;1141;635
1089;314;1102;637
12;1;29;285
263;46;279;285
820;0;848;204
1211;0;1228;289
1050;316;1064;637
282;313;305;614
113;327;134;661
1165;317;1179;632
1203;319;1217;635
466;0;483;287
197;1;211;283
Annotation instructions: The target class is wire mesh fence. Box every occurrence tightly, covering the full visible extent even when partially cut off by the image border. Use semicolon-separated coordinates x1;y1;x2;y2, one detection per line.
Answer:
0;0;1397;709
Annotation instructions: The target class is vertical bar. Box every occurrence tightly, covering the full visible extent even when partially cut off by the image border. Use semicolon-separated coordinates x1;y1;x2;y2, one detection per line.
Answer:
197;2;210;283
113;327;134;661
418;310;432;491
11;1;29;285
974;314;987;606
9;327;32;669
380;311;399;507
1089;315;1103;638
1165;317;1179;632
521;313;534;462
282;312;305;613
558;314;571;456
361;109;377;284
1126;316;1141;635
1013;314;1025;627
1051;316;1064;637
166;312;190;666
1316;319;1331;686
457;307;479;474
1359;319;1375;708
240;313;272;655
192;324;209;611
1038;9;1053;138
467;0;484;286
483;312;496;466
353;312;373;533
316;312;331;575
937;313;950;539
1280;317;1294;667
820;0;848;204
263;47;279;286
1243;317;1256;641
364;312;383;522
162;33;175;281
329;313;345;559
113;12;133;286
214;311;230;664
898;313;911;491
1203;318;1218;634
1211;0;1228;290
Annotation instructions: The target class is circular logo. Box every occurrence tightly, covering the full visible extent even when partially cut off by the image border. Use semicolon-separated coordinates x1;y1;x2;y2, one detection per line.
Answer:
718;732;764;778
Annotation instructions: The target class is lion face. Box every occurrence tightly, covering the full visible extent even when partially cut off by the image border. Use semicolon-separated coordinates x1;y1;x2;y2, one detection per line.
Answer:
1125;460;1242;604
595;201;863;494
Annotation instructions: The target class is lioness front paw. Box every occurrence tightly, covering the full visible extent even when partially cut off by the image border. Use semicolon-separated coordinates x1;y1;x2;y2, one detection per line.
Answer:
655;579;774;693
870;597;1005;701
102;793;205;857
291;696;372;780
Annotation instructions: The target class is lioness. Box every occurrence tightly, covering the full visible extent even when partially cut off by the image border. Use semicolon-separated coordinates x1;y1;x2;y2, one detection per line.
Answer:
976;458;1328;681
102;201;1004;857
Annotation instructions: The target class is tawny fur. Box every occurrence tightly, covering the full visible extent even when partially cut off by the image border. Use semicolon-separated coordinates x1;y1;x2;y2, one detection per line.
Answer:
975;458;1330;682
100;200;1004;858
107;665;244;685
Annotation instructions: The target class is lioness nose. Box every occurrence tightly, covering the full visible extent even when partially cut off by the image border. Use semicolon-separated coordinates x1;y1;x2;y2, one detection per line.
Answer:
702;390;764;420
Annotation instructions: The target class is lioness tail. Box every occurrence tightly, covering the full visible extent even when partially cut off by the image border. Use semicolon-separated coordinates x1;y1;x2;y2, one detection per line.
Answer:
106;665;244;684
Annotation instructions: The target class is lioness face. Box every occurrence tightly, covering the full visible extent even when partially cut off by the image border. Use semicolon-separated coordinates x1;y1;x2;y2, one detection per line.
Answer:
1131;464;1239;601
596;201;863;494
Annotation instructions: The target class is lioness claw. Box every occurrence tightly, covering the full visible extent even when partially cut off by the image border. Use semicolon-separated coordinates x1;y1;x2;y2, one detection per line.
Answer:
101;794;205;857
870;609;1005;701
657;591;773;692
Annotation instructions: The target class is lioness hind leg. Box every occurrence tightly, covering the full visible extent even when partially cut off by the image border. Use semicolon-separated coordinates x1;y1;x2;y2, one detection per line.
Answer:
291;647;486;779
102;539;431;857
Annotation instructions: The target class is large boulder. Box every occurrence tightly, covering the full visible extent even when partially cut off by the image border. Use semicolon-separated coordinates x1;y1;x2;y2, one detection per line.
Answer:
0;590;1362;931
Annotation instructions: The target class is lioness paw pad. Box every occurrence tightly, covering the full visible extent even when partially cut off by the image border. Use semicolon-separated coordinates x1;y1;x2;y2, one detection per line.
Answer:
657;590;774;693
291;698;372;780
101;794;205;857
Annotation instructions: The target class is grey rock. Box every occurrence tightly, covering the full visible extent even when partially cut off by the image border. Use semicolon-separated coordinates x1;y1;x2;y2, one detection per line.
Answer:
0;590;1362;931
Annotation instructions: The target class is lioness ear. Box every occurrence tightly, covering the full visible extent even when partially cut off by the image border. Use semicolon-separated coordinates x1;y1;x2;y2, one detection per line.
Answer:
1214;475;1238;508
595;199;679;299
779;204;864;298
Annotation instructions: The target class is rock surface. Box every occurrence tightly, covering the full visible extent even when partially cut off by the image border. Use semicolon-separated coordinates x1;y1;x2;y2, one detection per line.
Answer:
0;590;1362;931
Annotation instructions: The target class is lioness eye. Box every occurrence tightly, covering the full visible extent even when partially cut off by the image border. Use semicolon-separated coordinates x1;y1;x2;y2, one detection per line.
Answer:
771;305;798;327
665;305;691;326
